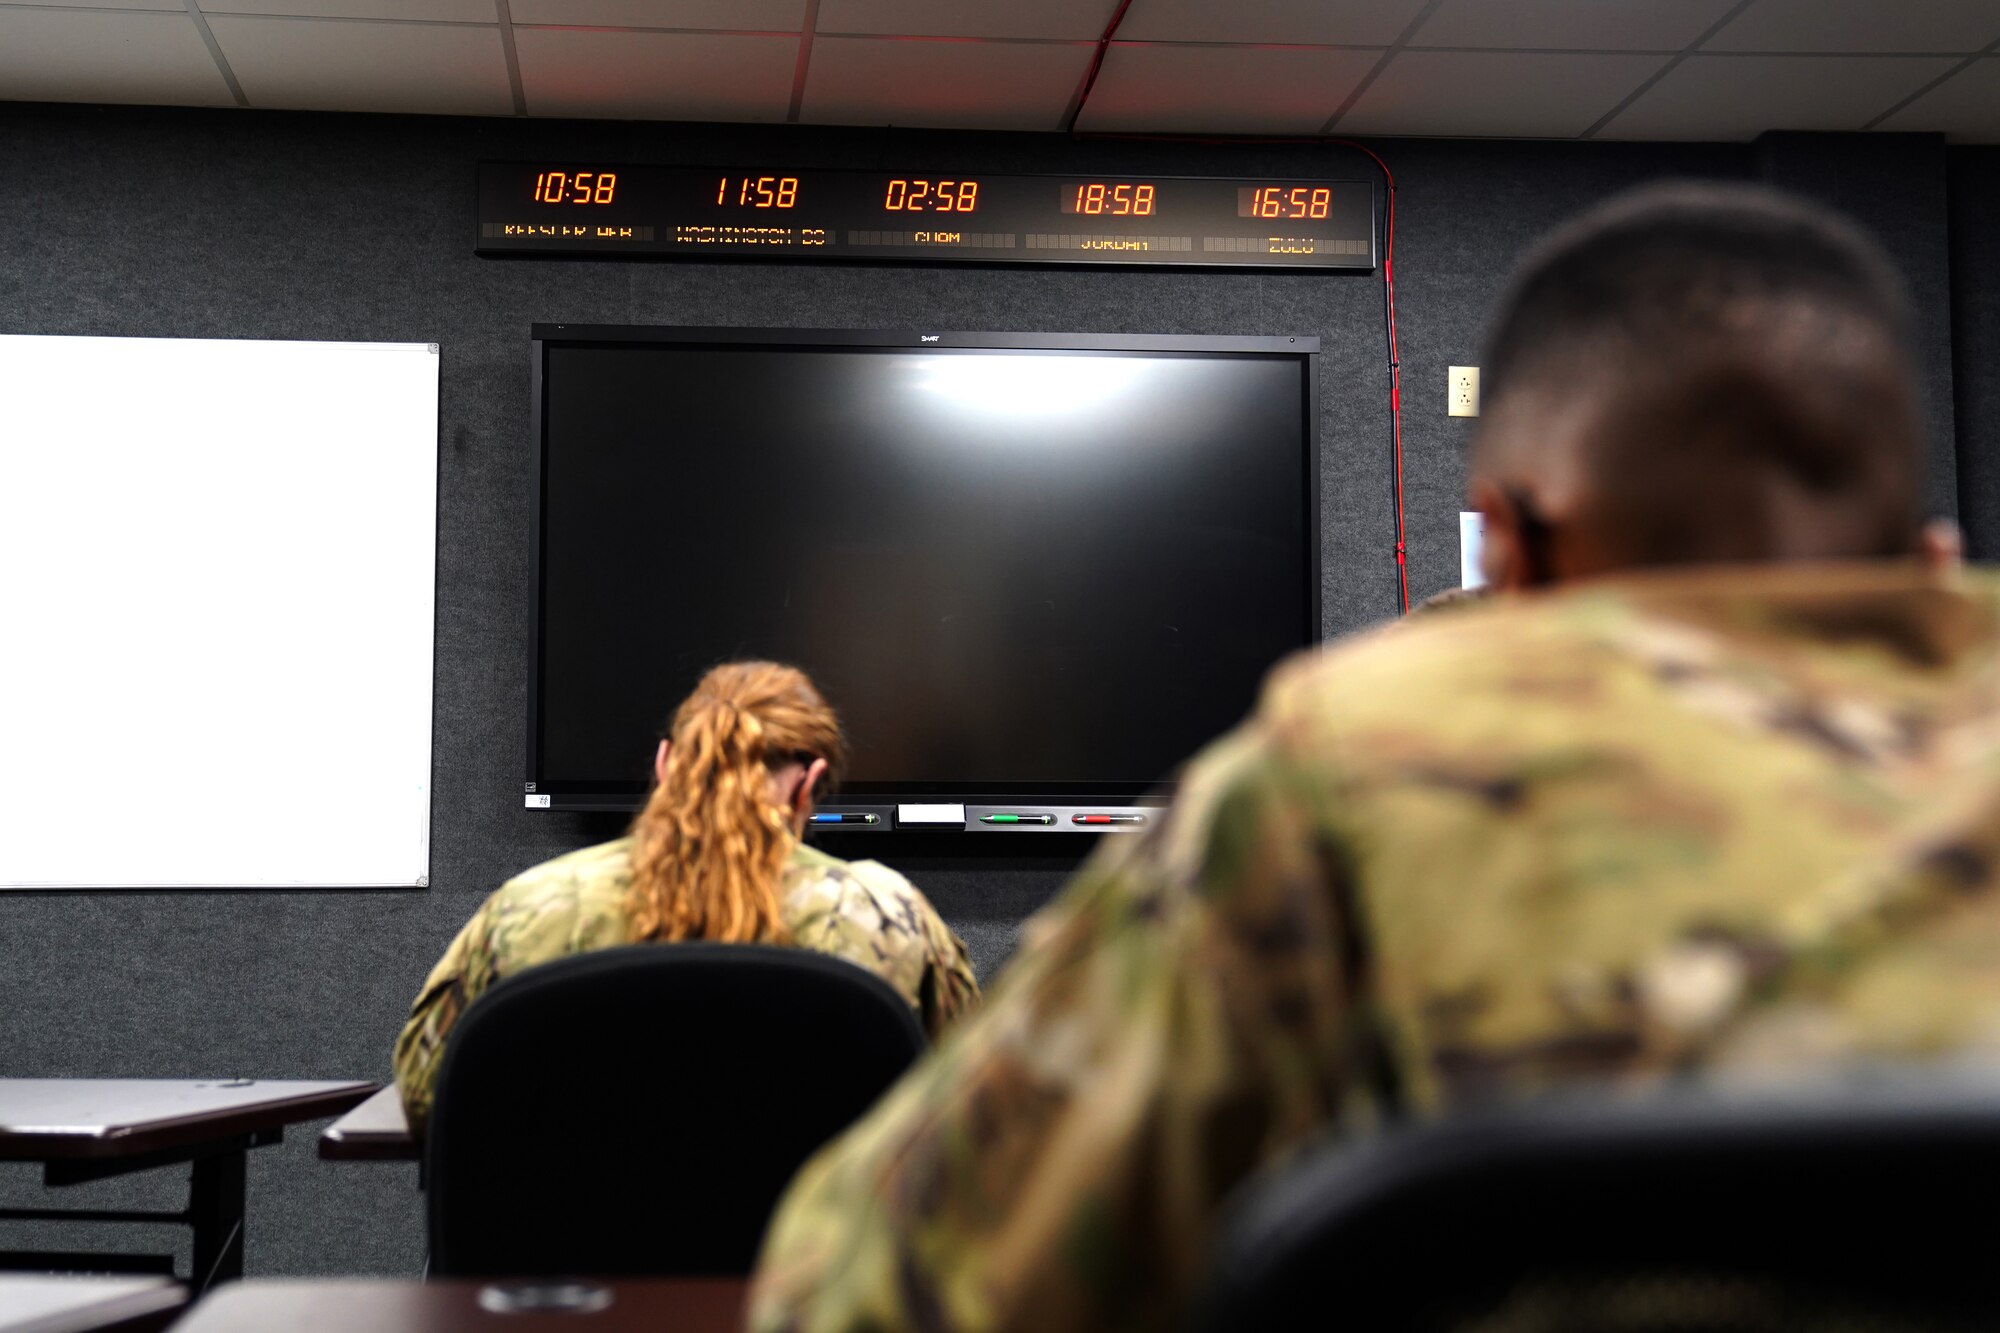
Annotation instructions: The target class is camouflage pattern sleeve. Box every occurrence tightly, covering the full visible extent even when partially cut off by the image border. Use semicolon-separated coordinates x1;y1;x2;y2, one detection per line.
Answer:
391;900;492;1137
750;724;1379;1333
785;856;981;1039
389;839;639;1136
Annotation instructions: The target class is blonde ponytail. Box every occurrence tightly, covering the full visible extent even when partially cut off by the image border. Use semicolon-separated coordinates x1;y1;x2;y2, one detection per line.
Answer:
626;662;846;943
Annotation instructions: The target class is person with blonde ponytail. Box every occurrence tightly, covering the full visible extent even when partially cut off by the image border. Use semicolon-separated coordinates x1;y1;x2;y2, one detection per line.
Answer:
393;661;977;1135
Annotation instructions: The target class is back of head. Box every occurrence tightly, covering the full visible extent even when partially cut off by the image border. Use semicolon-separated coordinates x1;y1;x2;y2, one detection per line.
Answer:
1475;182;1925;578
627;661;846;944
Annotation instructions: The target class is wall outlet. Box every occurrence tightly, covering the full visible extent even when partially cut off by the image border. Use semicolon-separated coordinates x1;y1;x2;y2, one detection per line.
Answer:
1448;365;1481;417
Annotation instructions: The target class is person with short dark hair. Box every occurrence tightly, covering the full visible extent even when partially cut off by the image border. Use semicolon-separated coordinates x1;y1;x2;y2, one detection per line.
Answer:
747;183;2000;1333
1472;180;1938;583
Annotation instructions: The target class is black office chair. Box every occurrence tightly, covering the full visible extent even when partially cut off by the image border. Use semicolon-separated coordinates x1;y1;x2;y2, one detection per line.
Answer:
425;942;925;1277
1198;1069;2000;1333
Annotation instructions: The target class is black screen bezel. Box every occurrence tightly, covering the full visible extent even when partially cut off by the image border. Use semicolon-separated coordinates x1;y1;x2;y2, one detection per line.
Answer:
525;326;1322;813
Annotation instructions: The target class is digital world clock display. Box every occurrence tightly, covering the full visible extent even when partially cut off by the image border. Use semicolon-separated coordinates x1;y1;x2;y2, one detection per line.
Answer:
533;170;617;204
477;164;1374;270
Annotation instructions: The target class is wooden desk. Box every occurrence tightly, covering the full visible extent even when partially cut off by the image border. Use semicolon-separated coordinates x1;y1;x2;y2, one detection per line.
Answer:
0;1275;185;1333
0;1080;375;1292
171;1278;748;1332
318;1085;418;1162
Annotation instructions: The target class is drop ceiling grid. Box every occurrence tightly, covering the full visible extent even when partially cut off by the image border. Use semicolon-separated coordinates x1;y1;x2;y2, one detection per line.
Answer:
1596;53;1971;140
205;12;514;116
200;0;495;20
512;28;800;121
0;0;1991;140
1072;42;1383;136
799;35;1096;132
1337;50;1676;140
1700;0;2000;55
1878;53;2000;138
0;6;236;107
812;0;1119;42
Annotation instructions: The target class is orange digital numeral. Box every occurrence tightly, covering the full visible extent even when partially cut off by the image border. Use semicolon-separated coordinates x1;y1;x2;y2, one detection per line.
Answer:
1103;183;1156;216
535;171;613;205
733;175;793;207
884;179;966;212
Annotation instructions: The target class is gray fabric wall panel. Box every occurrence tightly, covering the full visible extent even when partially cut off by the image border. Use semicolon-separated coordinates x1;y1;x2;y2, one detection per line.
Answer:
1757;132;1960;520
1950;148;2000;559
1;104;1966;1281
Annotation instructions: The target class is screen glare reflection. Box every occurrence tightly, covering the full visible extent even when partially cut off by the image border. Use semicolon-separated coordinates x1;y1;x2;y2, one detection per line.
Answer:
910;353;1144;419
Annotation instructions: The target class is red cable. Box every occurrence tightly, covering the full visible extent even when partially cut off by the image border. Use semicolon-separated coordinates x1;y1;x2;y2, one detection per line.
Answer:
1074;133;1410;613
1326;141;1408;614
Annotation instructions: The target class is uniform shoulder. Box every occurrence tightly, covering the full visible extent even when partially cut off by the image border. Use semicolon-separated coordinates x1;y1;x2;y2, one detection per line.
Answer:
490;837;635;912
1262;588;1604;731
785;841;921;904
1259;567;2000;756
782;843;947;955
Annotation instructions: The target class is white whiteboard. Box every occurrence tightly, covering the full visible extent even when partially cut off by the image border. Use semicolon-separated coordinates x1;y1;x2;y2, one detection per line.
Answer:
0;336;438;888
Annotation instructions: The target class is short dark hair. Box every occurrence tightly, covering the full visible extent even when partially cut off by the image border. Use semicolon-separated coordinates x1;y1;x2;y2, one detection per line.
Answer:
1478;182;1927;565
1484;181;1915;401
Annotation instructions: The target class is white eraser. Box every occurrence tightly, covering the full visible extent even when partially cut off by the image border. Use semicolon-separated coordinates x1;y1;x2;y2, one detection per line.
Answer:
525;794;551;809
897;803;966;827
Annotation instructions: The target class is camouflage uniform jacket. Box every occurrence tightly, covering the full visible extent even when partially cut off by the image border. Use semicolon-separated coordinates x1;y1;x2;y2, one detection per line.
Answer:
393;838;978;1134
751;564;2000;1333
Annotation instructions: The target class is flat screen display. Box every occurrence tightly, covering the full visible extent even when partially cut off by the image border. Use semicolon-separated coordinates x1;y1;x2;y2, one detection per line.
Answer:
529;328;1318;808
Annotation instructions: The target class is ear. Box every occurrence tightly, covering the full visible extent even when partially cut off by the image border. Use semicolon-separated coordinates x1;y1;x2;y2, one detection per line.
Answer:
796;756;830;813
1470;479;1533;592
1920;518;1964;574
653;739;672;787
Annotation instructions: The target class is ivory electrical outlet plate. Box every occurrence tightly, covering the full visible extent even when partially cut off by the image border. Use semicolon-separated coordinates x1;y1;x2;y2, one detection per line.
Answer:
1449;365;1481;417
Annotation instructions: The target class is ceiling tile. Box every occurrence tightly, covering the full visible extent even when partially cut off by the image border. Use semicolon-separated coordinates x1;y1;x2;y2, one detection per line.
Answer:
1411;0;1741;51
1877;57;2000;141
1337;51;1667;138
1073;43;1379;134
0;9;235;106
800;36;1092;131
1115;0;1429;48
507;0;806;30
208;16;513;115
817;0;1119;41
1598;54;1961;139
9;0;183;9
199;0;495;20
515;28;795;119
1704;0;2000;53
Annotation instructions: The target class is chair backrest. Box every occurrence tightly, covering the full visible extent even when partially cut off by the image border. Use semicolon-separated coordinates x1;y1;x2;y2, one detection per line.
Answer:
425;941;925;1278
1198;1070;2000;1333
